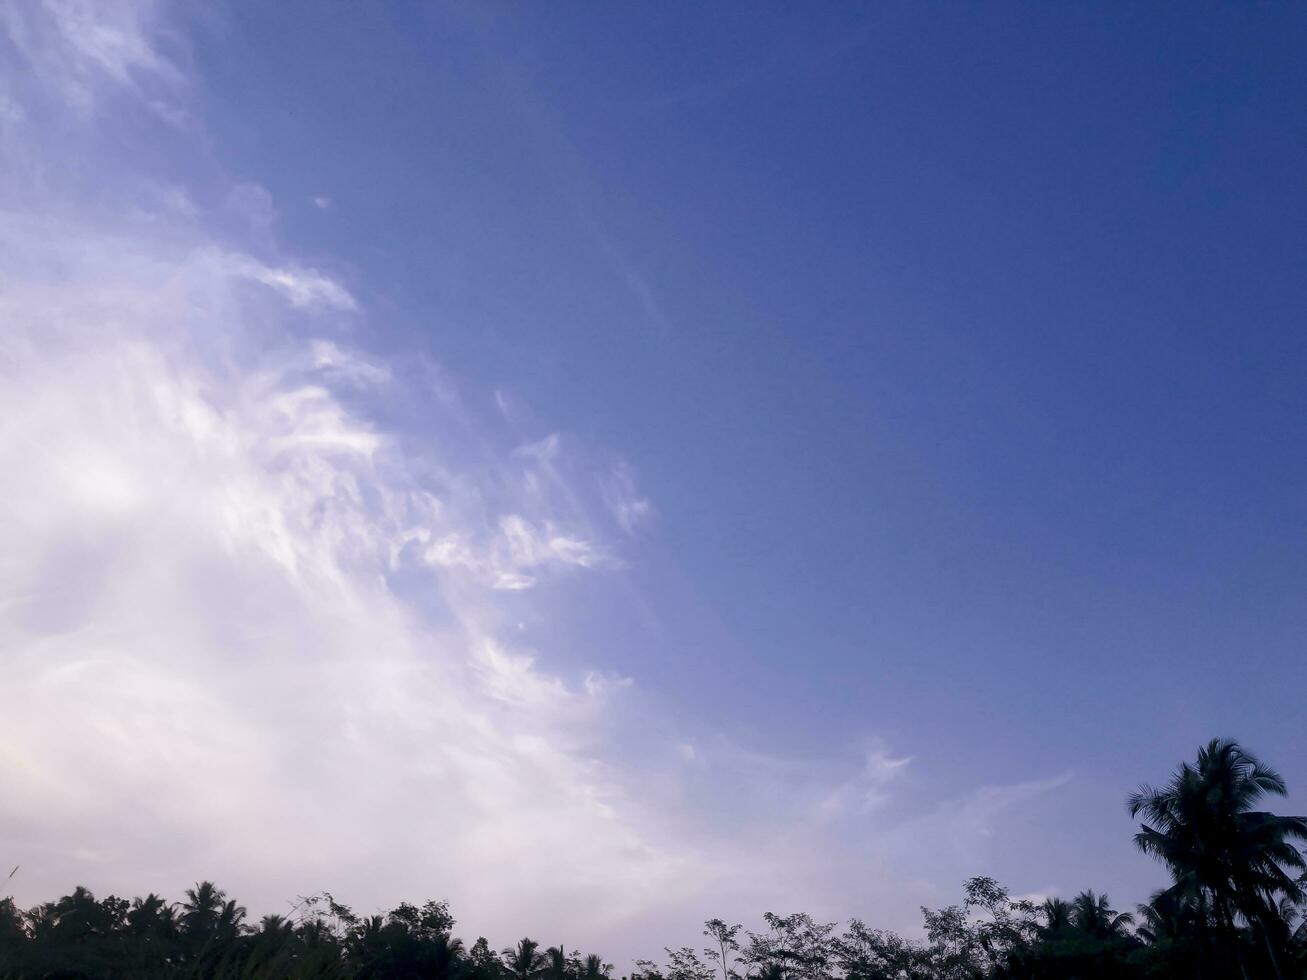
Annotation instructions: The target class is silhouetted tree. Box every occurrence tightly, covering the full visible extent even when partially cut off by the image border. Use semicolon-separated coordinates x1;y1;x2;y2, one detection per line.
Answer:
0;737;1302;979
544;945;573;980
702;920;741;980
1069;890;1133;940
1038;898;1073;938
580;952;611;980
742;913;834;980
1128;737;1307;978
503;937;547;980
470;936;506;980
181;881;226;939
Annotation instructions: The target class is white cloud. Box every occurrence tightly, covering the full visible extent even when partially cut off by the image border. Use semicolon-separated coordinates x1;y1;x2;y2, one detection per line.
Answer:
0;0;185;117
515;431;562;463
0;211;698;946
0;195;1072;953
0;0;1096;960
602;461;655;534
223;252;358;311
817;744;913;819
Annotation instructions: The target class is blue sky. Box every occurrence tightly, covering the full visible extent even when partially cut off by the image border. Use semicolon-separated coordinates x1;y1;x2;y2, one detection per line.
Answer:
2;0;1305;961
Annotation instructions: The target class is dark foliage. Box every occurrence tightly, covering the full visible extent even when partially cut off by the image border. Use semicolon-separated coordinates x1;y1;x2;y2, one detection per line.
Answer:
2;740;1304;978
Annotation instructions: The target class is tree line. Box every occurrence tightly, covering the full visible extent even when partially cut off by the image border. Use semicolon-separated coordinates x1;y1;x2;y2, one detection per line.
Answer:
2;738;1304;978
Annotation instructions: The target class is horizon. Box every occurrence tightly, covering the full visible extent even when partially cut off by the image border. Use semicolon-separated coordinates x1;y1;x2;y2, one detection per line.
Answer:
2;1;1306;970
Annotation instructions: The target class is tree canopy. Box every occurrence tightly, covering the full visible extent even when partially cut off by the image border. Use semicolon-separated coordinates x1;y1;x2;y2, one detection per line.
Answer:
2;739;1304;979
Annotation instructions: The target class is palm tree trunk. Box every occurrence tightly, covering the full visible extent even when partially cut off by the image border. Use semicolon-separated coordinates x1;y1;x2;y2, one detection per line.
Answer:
1256;919;1283;980
1218;899;1250;980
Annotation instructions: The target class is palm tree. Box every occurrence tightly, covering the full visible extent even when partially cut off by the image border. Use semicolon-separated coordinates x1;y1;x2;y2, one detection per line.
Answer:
0;898;24;944
1069;890;1134;939
258;914;293;936
25;903;58;944
216;897;247;939
346;914;386;965
544;945;571;980
1038;898;1073;937
127;894;175;936
502;937;546;980
123;894;178;972
581;953;611;980
1135;886;1212;949
430;933;468;980
1128;738;1307;979
179;881;225;938
51;886;105;940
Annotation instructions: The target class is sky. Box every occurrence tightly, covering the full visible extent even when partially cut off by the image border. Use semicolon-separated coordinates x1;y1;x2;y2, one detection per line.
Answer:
2;0;1307;963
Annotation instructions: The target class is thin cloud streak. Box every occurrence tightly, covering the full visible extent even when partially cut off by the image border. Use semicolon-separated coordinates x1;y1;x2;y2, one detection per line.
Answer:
0;211;694;943
0;0;1086;960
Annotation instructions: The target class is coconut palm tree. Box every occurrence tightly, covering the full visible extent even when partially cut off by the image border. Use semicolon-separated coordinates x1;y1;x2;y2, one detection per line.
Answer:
258;914;293;936
544;945;572;980
581;953;611;980
216;897;247;939
1135;888;1205;945
179;881;225;938
432;933;468;979
1038;898;1073;937
0;897;24;945
503;937;546;980
1069;890;1134;939
1128;738;1307;979
127;894;174;935
345;914;387;966
50;886;107;940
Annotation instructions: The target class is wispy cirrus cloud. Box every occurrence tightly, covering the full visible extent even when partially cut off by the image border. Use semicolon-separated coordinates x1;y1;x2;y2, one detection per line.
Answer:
0;211;689;941
224;252;358;312
0;0;1081;960
0;0;680;916
602;461;655;535
1;0;186;118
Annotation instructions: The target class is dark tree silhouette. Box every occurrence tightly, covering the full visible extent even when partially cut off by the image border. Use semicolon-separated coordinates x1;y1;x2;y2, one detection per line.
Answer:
1128;737;1307;978
1068;890;1133;940
503;937;547;980
1038;898;1073;937
1;739;1305;979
